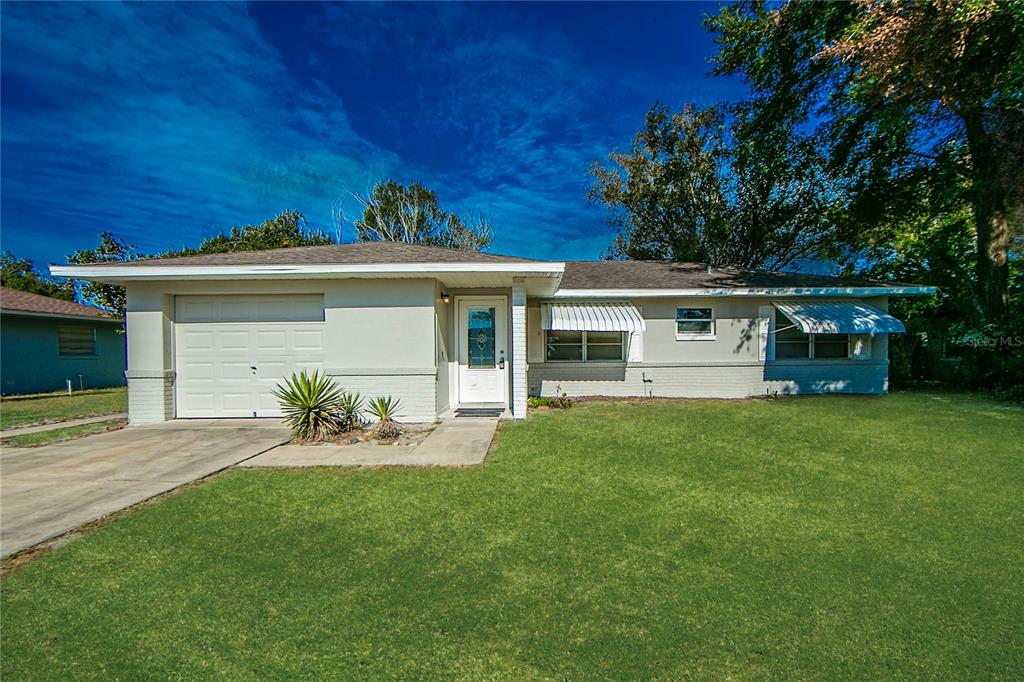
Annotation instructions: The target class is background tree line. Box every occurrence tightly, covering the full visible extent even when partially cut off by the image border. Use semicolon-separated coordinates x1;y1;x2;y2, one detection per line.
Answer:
2;179;490;318
591;0;1022;397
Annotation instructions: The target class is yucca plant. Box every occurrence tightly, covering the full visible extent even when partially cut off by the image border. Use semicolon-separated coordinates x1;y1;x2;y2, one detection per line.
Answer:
273;370;342;442
367;395;402;440
337;391;365;433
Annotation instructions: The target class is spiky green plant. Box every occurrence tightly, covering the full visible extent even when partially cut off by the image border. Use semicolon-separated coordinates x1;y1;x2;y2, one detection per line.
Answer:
273;370;342;442
337;391;365;433
367;395;402;440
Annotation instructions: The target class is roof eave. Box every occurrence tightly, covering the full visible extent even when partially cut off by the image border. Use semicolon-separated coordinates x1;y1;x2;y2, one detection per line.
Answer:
552;286;937;298
0;309;120;322
49;262;566;283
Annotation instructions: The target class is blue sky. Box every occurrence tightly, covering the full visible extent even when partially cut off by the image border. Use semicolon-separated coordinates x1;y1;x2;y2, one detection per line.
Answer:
1;2;743;267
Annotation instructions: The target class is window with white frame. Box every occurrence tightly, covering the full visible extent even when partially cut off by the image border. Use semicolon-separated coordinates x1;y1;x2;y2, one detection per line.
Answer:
676;307;714;339
774;312;850;360
58;326;96;357
545;331;625;362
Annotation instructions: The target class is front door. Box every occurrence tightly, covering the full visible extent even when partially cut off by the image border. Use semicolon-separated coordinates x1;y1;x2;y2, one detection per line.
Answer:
457;297;508;405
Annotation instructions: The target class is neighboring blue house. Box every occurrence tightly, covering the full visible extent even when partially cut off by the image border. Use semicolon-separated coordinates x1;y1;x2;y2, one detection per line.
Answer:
1;287;126;395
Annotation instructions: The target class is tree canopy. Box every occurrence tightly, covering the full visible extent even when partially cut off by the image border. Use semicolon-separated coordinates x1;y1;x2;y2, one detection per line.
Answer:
63;211;336;317
591;103;845;269
1;252;74;300
707;0;1023;321
166;210;335;256
350;180;492;252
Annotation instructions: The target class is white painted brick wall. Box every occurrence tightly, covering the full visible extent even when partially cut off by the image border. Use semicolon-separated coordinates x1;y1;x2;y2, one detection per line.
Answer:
529;360;889;399
327;373;437;423
127;374;175;423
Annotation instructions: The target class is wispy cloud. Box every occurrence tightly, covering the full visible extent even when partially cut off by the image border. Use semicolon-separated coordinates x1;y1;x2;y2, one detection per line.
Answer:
2;2;740;265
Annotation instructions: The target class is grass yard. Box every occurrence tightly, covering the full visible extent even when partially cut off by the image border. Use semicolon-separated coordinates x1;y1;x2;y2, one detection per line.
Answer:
2;392;1022;679
0;418;127;448
0;387;127;430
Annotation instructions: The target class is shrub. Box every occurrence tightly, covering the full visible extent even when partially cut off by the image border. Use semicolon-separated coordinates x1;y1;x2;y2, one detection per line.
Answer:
527;394;573;409
273;370;342;442
337;391;365;432
367;395;402;440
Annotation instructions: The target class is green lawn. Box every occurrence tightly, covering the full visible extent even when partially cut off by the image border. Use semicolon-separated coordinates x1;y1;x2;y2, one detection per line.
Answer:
2;392;1022;679
1;418;127;447
0;387;127;430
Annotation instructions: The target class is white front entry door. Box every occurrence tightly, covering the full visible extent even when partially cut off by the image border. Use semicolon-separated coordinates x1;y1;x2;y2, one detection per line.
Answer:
174;295;326;418
457;297;508;405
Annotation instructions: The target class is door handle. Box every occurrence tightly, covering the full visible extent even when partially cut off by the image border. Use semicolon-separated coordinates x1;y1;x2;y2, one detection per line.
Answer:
498;351;505;370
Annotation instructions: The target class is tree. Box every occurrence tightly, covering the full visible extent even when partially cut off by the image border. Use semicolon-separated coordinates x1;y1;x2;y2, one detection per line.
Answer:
708;0;1024;320
1;252;74;300
66;232;140;316
62;212;335;317
166;210;335;256
590;103;845;269
349;180;492;252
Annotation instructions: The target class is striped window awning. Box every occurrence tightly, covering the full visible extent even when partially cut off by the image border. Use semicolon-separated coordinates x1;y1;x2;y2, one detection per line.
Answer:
541;302;646;333
773;300;905;334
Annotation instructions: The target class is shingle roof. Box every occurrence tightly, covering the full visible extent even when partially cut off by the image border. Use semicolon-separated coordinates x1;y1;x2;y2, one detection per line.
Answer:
560;260;910;290
0;287;116;319
79;241;543;267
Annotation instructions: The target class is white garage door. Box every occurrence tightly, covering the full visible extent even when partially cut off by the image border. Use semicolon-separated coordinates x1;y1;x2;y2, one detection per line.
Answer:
174;295;327;418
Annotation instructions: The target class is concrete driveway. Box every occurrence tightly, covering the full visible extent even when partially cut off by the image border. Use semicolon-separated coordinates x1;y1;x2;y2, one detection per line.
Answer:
1;419;290;558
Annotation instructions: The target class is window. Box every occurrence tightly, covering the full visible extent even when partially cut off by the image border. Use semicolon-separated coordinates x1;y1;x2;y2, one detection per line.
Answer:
676;308;714;338
58;326;96;357
467;307;496;368
813;334;850;359
774;312;849;360
545;331;624;362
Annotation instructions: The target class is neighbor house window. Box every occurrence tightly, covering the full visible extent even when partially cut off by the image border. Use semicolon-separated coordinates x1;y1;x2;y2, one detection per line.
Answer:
58;326;96;357
545;331;624;362
774;312;849;360
676;308;714;338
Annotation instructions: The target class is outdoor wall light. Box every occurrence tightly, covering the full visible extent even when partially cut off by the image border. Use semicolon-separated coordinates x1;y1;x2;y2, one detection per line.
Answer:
441;292;451;303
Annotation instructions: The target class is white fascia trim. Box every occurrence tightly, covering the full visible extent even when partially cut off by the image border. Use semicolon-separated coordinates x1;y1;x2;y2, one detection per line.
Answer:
0;309;122;322
552;286;937;298
49;262;566;280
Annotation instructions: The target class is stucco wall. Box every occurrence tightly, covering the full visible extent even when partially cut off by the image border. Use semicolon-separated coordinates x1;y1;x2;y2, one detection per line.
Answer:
527;295;893;398
0;313;126;395
434;281;451;414
124;278;441;423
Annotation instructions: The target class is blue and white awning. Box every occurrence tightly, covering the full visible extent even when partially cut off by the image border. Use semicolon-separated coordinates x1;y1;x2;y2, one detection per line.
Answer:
541;302;646;333
773;300;905;334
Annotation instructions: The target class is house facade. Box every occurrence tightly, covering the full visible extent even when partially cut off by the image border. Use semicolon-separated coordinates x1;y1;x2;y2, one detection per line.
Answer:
51;243;935;424
0;287;126;395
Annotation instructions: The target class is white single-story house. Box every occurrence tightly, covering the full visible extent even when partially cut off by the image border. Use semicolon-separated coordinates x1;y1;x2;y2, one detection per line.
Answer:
51;242;935;424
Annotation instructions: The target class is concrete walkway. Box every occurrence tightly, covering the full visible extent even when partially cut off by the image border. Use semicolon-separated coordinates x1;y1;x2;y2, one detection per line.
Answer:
0;413;129;438
1;419;289;557
241;417;498;468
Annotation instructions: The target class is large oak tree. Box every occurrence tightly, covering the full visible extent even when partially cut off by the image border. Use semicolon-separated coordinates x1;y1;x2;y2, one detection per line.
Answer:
708;0;1023;321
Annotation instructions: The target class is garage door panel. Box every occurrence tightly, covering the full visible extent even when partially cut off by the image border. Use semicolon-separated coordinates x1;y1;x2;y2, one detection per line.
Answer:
182;392;216;411
179;330;215;352
293;329;324;350
219;301;253;322
177;295;324;323
174;295;327;418
221;362;254;380
179;361;215;381
256;360;288;379
256;330;288;351
219;331;251;351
